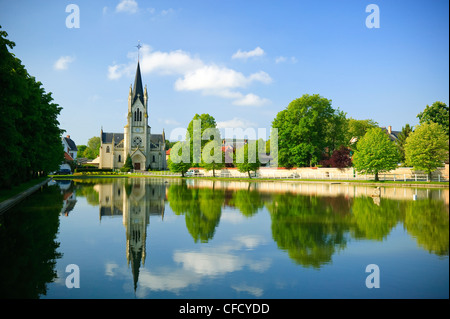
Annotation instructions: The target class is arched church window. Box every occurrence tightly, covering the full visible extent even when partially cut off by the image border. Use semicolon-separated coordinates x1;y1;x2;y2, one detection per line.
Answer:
118;155;121;162
106;146;110;153
140;111;142;121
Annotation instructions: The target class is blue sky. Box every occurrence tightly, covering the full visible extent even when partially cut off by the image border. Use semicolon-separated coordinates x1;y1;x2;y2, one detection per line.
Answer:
0;0;448;145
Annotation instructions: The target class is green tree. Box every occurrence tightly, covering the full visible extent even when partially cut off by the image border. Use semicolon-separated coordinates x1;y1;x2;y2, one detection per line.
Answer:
201;140;225;177
121;154;133;172
235;140;261;178
83;136;101;159
0;25;63;188
167;141;192;177
272;94;341;168
346;118;379;149
186;113;220;166
77;145;87;157
417;101;449;136
352;127;399;181
395;124;413;164
404;122;448;180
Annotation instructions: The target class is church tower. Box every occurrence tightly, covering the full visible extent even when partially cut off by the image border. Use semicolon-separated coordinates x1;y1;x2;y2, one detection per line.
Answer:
100;42;166;171
124;61;150;170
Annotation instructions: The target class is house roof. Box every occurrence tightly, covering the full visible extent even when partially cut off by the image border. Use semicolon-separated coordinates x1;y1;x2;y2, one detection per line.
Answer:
380;127;401;141
64;152;74;161
63;136;78;151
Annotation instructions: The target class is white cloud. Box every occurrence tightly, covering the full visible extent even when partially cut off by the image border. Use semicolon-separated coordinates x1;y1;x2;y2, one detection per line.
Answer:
116;0;138;14
216;117;257;129
233;93;270;107
174;66;269;92
54;56;75;70
275;56;298;64
232;47;265;59
107;44;271;106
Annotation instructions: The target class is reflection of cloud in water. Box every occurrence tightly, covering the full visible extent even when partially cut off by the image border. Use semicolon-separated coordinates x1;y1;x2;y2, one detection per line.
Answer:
104;235;271;297
220;210;245;224
174;235;271;276
231;283;264;297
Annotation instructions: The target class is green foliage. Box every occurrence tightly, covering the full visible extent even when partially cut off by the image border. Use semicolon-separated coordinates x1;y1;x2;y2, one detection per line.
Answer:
346;118;379;149
404;122;448;178
0;26;64;188
234;141;261;178
201;140;225;177
272;94;345;167
352;127;399;181
417;101;449;136
120;154;133;172
395;124;413;164
167;141;192;176
81;136;101;159
186;113;221;166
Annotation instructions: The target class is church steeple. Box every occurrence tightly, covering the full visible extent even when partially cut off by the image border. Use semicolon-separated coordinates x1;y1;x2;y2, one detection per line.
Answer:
132;61;144;106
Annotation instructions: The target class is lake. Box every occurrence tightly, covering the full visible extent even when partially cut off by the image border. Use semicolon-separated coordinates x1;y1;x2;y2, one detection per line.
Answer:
0;177;448;299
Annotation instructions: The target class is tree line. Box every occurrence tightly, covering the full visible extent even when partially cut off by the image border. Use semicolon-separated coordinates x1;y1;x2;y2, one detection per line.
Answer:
167;94;449;181
0;26;64;189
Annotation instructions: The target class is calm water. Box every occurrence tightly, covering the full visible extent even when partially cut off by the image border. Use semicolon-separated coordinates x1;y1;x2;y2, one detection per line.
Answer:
0;177;448;299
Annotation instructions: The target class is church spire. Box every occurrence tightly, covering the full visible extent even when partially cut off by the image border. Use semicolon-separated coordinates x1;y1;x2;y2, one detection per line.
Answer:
132;61;144;106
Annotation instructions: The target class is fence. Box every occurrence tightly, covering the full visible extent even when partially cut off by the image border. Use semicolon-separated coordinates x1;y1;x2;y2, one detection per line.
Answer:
129;169;449;182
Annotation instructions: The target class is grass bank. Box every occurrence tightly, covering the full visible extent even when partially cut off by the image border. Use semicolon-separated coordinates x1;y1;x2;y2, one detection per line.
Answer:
0;176;49;203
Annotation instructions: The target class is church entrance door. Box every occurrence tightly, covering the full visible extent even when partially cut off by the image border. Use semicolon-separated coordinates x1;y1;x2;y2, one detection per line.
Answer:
134;163;141;170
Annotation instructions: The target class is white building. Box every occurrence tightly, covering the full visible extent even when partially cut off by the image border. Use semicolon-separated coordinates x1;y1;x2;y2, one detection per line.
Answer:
62;135;78;160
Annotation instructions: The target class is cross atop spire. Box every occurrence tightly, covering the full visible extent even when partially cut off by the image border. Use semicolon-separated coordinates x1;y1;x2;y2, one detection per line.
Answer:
136;40;142;62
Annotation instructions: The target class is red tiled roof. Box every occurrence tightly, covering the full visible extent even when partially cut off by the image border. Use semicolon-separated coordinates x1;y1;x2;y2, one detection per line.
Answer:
64;152;74;161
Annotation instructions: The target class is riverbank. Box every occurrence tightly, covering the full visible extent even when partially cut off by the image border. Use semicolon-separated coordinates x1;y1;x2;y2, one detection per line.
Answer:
0;177;51;215
50;173;450;188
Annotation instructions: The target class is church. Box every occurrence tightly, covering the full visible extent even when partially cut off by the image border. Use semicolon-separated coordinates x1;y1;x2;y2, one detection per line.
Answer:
98;61;166;171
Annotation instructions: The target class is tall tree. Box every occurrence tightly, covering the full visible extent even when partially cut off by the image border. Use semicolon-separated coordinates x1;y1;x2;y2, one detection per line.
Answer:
404;122;448;180
234;140;261;178
352;127;399;181
167;141;192;177
0;25;63;188
395;124;413;164
272;94;339;168
417;101;449;136
201;140;225;177
346;118;379;149
186;113;220;166
83;136;101;159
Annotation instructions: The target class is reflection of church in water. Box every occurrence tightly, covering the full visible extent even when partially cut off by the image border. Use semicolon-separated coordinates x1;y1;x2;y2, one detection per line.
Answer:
94;179;167;291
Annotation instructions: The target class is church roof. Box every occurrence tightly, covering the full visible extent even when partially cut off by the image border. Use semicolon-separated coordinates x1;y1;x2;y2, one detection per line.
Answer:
132;62;144;106
102;132;124;145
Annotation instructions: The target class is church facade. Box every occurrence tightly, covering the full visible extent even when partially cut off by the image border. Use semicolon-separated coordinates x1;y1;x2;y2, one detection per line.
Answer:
99;61;166;171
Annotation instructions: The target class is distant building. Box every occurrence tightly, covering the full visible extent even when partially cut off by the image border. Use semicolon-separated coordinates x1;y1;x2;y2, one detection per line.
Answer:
62;135;78;160
99;61;166;170
380;125;401;142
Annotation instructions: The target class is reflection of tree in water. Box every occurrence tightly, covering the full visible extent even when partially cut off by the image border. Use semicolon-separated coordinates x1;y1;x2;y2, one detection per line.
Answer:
350;197;403;241
229;189;264;218
404;200;449;256
0;184;63;298
168;182;224;243
267;194;352;269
